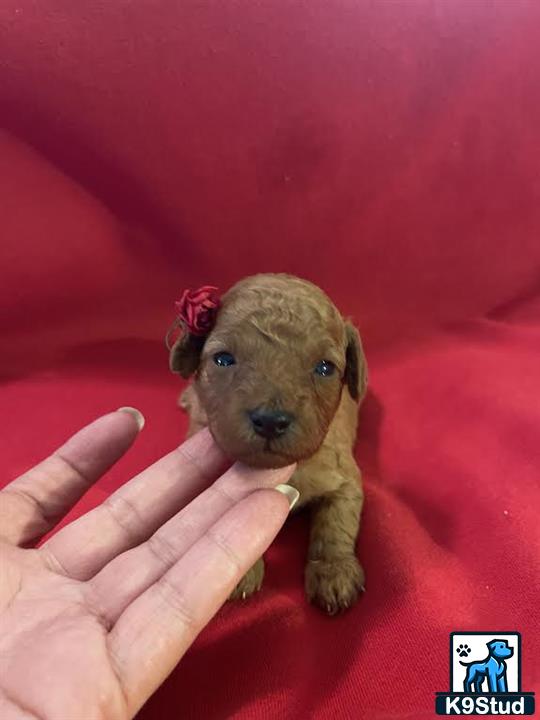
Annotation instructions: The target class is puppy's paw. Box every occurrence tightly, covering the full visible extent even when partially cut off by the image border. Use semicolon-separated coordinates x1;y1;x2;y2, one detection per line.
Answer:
229;558;265;601
305;555;365;615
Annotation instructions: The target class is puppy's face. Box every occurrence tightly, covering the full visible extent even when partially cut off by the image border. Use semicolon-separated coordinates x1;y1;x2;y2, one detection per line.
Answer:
170;275;365;468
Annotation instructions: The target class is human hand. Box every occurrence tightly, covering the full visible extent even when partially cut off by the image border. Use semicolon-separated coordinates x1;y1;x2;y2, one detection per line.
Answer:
0;409;297;719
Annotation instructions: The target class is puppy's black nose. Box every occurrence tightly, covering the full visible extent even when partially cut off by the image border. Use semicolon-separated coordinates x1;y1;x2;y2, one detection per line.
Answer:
249;409;293;439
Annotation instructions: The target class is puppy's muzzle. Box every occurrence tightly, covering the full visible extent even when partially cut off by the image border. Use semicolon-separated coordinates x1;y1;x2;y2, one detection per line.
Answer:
248;408;294;440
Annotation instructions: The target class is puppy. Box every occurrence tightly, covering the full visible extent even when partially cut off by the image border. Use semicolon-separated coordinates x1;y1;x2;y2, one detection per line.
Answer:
169;273;367;614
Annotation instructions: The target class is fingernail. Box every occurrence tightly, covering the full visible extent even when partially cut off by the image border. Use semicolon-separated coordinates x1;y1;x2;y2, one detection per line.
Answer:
275;484;300;510
117;406;145;431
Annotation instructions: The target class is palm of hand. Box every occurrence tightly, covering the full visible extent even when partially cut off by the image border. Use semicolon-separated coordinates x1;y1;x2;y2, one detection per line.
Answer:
1;544;127;720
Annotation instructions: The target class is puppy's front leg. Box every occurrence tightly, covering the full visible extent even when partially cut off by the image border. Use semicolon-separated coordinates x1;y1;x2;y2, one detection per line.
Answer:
305;479;365;615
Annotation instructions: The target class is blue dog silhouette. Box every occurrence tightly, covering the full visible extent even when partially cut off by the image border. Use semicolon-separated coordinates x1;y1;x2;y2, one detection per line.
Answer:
460;639;513;693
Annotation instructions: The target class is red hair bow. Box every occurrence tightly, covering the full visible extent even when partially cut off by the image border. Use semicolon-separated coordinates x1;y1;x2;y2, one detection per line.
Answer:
174;285;221;336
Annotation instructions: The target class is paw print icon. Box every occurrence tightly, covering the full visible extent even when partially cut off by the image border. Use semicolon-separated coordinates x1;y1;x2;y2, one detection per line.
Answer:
456;644;471;658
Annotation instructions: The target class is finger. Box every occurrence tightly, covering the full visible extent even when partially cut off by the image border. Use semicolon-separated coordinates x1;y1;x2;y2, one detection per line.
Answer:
0;409;143;546
109;487;295;716
89;461;296;623
41;428;229;579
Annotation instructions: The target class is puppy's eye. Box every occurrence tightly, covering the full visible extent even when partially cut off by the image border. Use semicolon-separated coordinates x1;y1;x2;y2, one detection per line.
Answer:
213;351;236;367
314;360;336;377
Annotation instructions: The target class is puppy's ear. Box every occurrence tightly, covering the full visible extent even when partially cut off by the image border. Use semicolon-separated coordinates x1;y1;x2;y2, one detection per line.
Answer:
344;321;368;402
169;333;206;378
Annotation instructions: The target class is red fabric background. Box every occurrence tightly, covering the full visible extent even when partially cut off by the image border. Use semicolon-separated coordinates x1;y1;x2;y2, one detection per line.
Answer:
1;1;539;717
